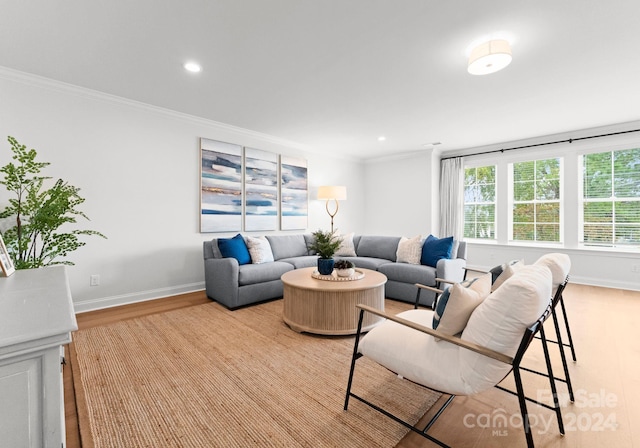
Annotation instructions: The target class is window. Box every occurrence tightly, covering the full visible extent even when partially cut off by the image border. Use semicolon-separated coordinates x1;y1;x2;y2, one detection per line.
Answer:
582;148;640;247
511;158;561;242
464;165;496;239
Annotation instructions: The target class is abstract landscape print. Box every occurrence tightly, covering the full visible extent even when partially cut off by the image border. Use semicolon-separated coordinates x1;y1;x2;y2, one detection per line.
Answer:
244;148;278;231
280;156;308;230
200;138;243;232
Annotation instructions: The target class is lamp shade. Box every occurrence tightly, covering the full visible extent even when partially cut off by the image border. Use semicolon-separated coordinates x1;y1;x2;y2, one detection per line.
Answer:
317;185;347;200
468;39;512;75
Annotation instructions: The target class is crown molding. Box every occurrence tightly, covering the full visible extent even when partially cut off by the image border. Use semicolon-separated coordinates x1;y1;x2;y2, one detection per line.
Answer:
363;147;442;164
0;65;312;152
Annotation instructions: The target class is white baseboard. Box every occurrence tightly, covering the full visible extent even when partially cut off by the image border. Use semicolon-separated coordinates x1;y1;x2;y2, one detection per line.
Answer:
72;274;638;315
73;282;206;313
567;275;640;292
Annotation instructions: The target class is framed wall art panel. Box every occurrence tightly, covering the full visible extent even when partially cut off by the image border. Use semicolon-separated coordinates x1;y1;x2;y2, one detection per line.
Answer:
280;156;308;230
200;138;243;233
244;148;278;231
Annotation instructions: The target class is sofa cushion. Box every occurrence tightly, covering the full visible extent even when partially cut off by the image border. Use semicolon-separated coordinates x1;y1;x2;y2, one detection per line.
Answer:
338;256;391;271
396;235;423;264
420;235;454;268
204;240;223;259
279;255;318;269
432;273;491;336
303;234;316;254
378;262;436;286
356;236;401;261
266;234;309;260
218;234;251;265
245;236;275;264
238;261;294;286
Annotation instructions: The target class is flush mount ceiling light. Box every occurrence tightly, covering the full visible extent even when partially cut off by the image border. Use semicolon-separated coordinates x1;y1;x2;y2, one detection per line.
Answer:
467;39;512;75
183;62;202;73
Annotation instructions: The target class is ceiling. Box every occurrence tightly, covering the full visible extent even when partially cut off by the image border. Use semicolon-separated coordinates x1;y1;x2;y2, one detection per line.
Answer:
2;1;640;160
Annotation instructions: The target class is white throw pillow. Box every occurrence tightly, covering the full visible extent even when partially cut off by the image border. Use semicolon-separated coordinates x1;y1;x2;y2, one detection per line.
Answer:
335;232;357;256
460;264;552;392
534;253;571;289
244;236;274;264
396;235;423;264
433;273;491;336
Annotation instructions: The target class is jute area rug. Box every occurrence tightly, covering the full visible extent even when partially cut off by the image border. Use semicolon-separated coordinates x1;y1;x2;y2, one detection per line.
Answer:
71;299;441;447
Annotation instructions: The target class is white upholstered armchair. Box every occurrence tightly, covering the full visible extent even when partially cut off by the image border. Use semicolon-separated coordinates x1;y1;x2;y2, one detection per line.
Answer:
344;264;557;447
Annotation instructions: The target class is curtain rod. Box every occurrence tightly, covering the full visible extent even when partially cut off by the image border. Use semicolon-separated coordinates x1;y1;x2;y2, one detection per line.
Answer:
441;128;640;161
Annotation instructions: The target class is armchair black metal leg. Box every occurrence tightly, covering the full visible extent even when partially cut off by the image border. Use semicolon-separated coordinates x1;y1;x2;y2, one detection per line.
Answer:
559;296;577;362
422;394;455;433
551;307;574;402
344;309;366;410
513;366;535;448
414;288;422;309
539;326;565;435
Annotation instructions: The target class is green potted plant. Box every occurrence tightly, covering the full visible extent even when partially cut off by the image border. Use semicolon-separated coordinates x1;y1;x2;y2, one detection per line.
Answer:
308;229;342;275
334;259;355;277
0;136;105;269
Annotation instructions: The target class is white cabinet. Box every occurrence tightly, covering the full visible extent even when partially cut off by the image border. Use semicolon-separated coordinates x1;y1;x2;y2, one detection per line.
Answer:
0;266;78;448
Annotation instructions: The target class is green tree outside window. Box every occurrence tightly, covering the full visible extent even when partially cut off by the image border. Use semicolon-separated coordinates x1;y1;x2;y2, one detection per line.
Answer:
463;165;496;239
583;148;640;246
512;158;561;242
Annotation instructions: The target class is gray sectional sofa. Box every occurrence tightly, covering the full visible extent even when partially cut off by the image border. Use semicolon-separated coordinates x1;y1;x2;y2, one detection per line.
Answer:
203;234;467;310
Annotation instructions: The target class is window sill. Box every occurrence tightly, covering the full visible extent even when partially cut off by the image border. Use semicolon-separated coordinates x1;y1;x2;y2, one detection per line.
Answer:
465;239;640;258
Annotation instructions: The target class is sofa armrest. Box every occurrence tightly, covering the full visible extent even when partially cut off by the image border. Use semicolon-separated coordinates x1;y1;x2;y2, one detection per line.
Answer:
436;257;466;284
204;257;240;304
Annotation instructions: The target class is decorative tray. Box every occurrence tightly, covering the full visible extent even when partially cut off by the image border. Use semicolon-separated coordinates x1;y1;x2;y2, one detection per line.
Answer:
311;269;365;281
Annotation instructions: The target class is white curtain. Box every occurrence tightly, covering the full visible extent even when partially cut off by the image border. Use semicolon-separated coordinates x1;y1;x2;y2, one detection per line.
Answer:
439;157;464;240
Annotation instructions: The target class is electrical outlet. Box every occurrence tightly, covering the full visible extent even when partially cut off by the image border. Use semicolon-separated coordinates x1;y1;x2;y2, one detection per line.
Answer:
90;274;100;286
632;265;640;274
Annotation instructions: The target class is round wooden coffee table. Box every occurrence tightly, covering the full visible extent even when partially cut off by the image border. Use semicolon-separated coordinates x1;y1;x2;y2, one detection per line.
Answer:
281;267;387;335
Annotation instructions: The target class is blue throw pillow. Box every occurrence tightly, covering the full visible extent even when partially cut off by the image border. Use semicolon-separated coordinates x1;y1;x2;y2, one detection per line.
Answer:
217;234;251;265
420;235;454;268
432;286;452;329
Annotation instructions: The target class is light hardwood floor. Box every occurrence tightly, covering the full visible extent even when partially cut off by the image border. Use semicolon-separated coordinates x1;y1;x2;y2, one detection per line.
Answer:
65;283;640;447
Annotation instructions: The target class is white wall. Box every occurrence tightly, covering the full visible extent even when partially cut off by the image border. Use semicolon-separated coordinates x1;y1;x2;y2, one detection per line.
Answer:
0;68;366;311
363;149;440;236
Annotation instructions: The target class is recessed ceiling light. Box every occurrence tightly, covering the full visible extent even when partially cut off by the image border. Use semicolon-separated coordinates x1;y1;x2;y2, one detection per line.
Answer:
378;136;386;142
183;62;202;73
